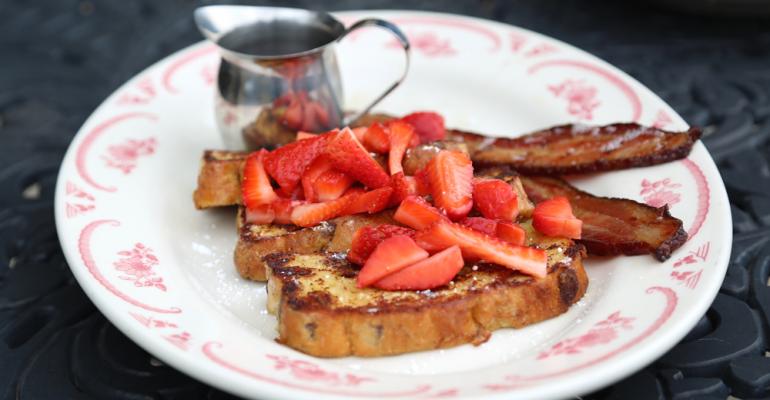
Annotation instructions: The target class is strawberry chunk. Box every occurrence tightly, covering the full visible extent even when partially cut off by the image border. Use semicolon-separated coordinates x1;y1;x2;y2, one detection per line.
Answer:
264;132;332;192
387;120;415;175
314;170;355;201
281;96;304;130
242;150;278;209
394;195;446;230
362;123;390;153
307;101;330;130
389;172;417;205
343;187;394;215
532;196;582;239
460;217;497;236
348;225;417;265
373;245;464;290
413;167;432;196
273;199;303;224
401;112;445;144
244;204;275;224
357;235;429;288
352;126;368;142
290;196;350;227
496;221;526;246
324;127;390;188
473;178;519;221
415;220;547;277
296;131;317;141
427;150;473;220
301;156;334;202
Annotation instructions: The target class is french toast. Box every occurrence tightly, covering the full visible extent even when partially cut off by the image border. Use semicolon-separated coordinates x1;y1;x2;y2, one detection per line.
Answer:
264;220;587;358
232;167;534;281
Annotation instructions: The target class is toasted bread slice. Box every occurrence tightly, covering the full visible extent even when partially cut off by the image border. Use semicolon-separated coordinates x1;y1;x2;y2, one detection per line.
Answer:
192;141;469;210
193;150;247;209
234;209;396;281
232;167;533;281
265;220;587;358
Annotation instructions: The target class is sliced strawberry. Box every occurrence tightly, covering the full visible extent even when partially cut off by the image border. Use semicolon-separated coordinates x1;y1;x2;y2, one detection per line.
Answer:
348;225;417;265
314;170;355;201
290;196;350;227
272;199;303;224
389;172;417;205
242;150;278;209
296;131;317;141
387;120;415;175
362;123;390;153
324;127;390;188
532;196;582;239
352;126;368;142
394;195;446;230
473;178;519;221
264;132;332;192
301;156;334;202
401;111;445;144
496;221;526;246
357;235;429;288
244;204;275;224
414;167;432;196
373;245;464;290
427;150;473;220
415;220;547;277
342;187;394;215
460;217;498;236
276;184;305;200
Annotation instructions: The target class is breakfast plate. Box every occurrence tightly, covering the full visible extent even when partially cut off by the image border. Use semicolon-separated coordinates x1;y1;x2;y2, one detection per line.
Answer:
54;10;731;400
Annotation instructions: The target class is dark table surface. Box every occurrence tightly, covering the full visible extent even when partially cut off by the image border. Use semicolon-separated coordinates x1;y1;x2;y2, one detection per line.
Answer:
3;0;770;399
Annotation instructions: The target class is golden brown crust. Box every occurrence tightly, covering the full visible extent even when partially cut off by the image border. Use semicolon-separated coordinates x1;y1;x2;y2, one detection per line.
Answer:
266;240;588;358
521;175;687;261
192;150;247;209
453;123;702;175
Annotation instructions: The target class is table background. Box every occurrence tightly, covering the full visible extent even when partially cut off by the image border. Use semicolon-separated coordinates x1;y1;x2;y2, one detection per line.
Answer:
2;0;770;399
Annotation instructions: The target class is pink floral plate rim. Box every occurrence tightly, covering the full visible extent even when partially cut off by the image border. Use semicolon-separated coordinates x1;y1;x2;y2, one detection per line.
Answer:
53;9;731;400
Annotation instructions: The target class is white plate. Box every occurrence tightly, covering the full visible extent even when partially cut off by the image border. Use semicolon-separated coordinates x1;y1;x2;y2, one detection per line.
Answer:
54;10;731;400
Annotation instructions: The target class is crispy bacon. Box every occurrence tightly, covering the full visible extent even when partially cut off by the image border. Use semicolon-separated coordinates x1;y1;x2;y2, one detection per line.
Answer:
520;175;687;261
451;123;702;175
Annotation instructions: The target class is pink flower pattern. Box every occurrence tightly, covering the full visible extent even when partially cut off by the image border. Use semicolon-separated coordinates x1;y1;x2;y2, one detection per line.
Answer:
671;242;709;289
102;137;157;174
509;32;527;52
640;178;682;208
266;354;375;386
537;312;634;359
388;31;456;57
525;42;558;58
548;79;600;120
165;331;191;351
200;63;217;86
130;312;178;329
113;243;166;291
65;181;95;218
117;77;156;105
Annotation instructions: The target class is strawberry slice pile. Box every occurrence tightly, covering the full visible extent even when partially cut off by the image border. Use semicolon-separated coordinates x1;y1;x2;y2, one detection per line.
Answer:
241;110;582;291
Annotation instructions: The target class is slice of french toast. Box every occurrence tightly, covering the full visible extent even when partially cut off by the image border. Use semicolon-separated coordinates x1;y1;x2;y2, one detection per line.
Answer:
231;166;534;281
264;220;587;358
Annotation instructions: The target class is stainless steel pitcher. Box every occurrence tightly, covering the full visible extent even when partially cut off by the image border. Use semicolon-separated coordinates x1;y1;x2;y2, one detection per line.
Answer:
194;5;410;150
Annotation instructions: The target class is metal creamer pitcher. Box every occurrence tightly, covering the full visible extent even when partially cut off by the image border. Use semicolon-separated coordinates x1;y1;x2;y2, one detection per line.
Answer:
194;5;410;150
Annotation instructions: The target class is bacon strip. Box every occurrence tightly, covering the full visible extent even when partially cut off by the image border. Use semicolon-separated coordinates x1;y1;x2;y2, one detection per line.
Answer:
520;175;687;261
452;123;702;175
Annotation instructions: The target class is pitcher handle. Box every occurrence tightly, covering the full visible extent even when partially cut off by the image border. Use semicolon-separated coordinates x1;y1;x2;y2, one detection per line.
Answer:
337;19;410;126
